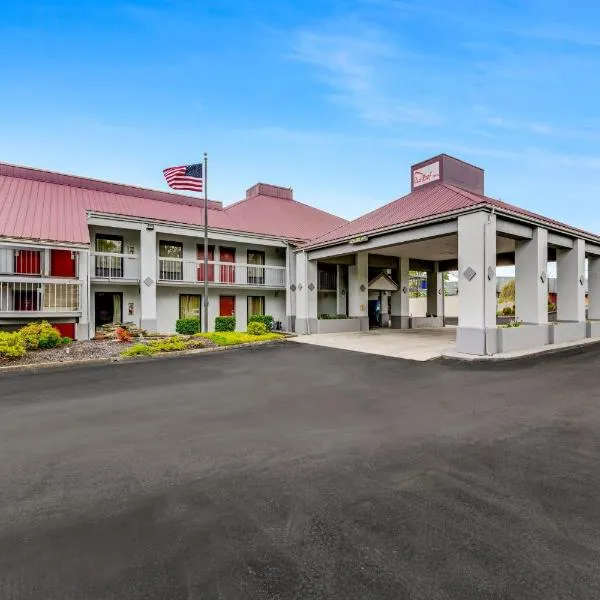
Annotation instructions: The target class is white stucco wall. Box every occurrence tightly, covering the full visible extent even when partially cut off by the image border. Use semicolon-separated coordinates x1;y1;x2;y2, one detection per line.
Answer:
409;295;459;318
317;291;337;316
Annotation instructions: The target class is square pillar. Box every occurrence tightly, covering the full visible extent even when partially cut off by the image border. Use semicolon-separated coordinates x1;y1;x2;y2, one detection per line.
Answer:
295;252;318;334
456;211;497;355
426;262;444;317
557;239;585;322
285;245;296;331
140;227;158;332
348;251;369;330
390;257;410;328
515;227;548;324
76;249;91;340
588;256;600;321
336;264;347;316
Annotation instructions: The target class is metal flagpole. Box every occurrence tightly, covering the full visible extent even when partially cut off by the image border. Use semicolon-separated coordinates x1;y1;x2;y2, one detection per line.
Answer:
203;152;209;333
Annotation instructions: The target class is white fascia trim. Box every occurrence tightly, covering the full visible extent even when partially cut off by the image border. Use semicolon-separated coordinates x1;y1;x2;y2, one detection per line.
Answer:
86;211;287;247
0;237;88;250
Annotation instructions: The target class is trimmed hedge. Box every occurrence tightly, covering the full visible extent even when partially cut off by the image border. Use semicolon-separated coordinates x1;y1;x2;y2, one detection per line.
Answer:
247;321;268;336
248;314;273;331
175;318;200;335
215;316;236;332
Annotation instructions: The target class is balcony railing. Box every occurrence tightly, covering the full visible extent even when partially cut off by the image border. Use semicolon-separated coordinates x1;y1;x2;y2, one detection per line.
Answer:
91;252;140;280
318;270;337;291
157;258;286;288
0;281;81;314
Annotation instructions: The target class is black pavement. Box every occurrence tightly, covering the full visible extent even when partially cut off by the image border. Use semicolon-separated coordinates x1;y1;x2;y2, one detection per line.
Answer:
1;342;600;599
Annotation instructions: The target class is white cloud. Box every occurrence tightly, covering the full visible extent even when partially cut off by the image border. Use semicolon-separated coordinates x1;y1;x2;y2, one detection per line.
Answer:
290;23;443;127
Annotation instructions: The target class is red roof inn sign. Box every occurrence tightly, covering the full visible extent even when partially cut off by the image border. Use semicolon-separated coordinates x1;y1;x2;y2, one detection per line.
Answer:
412;160;440;189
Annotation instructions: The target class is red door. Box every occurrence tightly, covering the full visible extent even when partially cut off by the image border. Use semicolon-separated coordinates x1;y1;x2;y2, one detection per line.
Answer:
197;245;215;282
50;250;76;277
52;322;75;339
219;296;235;316
220;247;236;284
14;250;41;275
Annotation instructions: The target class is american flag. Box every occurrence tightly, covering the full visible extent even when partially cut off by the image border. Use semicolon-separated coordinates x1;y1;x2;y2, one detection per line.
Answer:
163;163;203;191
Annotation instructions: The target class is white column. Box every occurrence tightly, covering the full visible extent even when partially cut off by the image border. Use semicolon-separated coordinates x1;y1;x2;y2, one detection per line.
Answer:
235;293;248;332
295;251;318;334
76;249;91;340
515;227;548;324
285;245;296;331
140;227;158;332
336;264;347;316
391;256;410;328
348;251;369;330
426;262;444;318
557;238;585;322
456;211;497;355
588;256;600;321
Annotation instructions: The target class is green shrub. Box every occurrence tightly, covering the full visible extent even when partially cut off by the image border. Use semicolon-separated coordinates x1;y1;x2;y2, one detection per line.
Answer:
319;314;348;320
247;321;268;336
19;321;63;350
248;314;273;330
148;337;186;353
548;302;557;312
197;331;283;346
501;306;515;316
121;343;156;357
60;337;72;346
0;332;26;360
215;316;236;332
175;318;200;335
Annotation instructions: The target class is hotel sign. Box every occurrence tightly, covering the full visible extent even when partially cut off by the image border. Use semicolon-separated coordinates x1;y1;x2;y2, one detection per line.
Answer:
349;235;369;245
412;160;440;188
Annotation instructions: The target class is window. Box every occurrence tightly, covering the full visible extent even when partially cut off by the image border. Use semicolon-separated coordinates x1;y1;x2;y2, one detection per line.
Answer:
179;294;201;320
247;296;265;319
247;250;265;285
95;234;123;278
159;241;183;281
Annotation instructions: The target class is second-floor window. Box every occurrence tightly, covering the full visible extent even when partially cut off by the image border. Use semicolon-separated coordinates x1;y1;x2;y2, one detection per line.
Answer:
95;234;123;278
159;241;183;281
247;250;265;285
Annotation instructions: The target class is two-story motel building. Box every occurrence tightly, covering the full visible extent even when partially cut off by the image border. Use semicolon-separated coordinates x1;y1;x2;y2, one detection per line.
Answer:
3;154;600;356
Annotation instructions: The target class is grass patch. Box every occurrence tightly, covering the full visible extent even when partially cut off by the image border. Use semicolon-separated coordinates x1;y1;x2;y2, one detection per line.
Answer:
195;332;284;346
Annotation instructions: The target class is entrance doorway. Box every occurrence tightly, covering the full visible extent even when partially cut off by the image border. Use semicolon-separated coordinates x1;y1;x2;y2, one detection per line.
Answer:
95;292;123;328
368;294;382;328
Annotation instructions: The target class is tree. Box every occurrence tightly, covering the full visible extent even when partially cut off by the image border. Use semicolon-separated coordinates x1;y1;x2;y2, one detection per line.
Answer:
499;280;515;304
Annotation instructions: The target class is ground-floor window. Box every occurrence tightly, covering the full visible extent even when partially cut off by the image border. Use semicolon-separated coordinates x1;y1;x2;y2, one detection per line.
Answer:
247;296;265;319
95;292;123;327
179;294;201;320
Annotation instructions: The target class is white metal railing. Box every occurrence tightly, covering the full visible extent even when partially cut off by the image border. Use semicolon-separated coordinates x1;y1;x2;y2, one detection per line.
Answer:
91;252;140;280
0;247;43;276
157;258;286;287
318;270;337;291
0;281;81;313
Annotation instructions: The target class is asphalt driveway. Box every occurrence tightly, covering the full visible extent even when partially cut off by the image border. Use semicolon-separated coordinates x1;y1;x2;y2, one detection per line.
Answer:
2;342;600;599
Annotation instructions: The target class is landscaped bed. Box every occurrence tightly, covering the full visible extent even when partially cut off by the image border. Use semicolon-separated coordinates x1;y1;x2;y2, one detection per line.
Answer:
0;320;287;369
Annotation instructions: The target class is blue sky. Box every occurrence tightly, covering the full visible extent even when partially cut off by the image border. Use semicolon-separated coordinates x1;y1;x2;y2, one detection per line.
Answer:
2;0;600;230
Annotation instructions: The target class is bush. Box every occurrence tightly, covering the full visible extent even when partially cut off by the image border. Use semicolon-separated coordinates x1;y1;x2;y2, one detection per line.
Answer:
501;306;515;316
115;327;132;343
175;318;200;335
0;332;26;360
247;321;268;335
248;314;273;330
548;302;557;312
18;321;63;350
319;314;348;320
121;343;156;357
196;331;283;346
148;337;186;353
60;337;72;346
215;316;236;332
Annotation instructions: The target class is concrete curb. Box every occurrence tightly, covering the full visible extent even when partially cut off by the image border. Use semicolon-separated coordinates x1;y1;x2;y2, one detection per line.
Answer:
440;336;600;363
0;338;289;375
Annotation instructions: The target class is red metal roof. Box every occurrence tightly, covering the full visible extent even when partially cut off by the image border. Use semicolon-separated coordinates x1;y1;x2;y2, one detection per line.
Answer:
304;182;600;248
0;163;346;245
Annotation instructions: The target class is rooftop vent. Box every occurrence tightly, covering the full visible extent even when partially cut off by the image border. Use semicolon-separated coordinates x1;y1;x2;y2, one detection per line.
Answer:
411;154;484;195
246;183;293;200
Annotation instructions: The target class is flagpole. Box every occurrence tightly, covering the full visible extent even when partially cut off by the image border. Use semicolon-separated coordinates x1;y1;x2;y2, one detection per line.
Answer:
203;152;209;333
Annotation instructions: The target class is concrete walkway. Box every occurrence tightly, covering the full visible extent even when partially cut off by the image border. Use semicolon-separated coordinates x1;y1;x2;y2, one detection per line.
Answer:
290;327;456;361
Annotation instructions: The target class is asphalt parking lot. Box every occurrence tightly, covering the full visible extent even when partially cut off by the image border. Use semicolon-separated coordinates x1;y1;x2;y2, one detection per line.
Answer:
2;342;600;599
